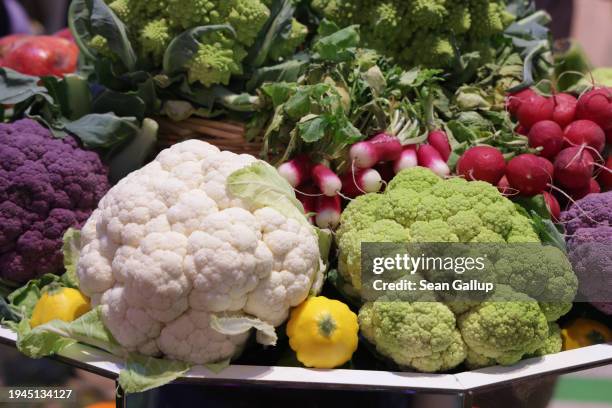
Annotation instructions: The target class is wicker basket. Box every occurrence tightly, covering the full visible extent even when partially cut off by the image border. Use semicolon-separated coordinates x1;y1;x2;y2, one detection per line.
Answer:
155;116;263;156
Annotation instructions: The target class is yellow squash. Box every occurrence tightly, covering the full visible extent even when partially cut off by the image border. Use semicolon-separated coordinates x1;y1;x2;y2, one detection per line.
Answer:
30;287;91;328
561;318;612;351
287;296;358;369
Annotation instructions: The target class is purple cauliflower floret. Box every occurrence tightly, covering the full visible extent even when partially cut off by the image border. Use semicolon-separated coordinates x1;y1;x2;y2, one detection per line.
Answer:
560;191;612;236
0;119;110;284
561;192;612;315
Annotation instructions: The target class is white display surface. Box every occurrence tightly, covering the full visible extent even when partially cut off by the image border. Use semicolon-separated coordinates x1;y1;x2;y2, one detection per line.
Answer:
1;325;611;392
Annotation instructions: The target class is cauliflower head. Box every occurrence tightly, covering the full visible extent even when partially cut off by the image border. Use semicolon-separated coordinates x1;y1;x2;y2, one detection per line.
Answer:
358;301;467;372
77;140;323;364
337;167;540;289
0;119;109;284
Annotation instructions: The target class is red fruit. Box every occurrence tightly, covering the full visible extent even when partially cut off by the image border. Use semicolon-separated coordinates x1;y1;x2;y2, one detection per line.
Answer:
598;157;612;191
515;124;529;136
0;35;78;77
506;154;550;197
536;156;554;179
517;95;554;129
567;179;601;201
506;88;537;116
575;87;612;132
528;120;564;159
563;120;606;153
551;93;578;128
543;192;560;221
553;147;595;190
427;130;452;161
457;146;506;185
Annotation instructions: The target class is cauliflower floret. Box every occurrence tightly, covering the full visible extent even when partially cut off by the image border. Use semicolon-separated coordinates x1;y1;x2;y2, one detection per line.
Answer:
358;301;467;372
458;286;549;366
77;140;322;364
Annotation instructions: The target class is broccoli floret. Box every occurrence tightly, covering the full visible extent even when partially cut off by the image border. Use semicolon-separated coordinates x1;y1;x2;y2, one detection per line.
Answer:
359;301;467;372
458;286;549;366
530;323;563;357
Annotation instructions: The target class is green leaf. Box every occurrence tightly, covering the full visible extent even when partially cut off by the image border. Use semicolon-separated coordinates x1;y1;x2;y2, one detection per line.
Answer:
246;0;296;68
0;297;21;322
284;91;312;120
119;354;191;394
88;0;137;70
313;25;360;63
210;315;277;346
163;25;235;75
16;307;121;358
68;0;96;60
261;82;297;108
530;213;567;253
7;274;61;318
92;89;146;120
61;229;81;288
246;56;310;92
64;113;139;149
297;115;327;143
227;161;307;226
107;118;159;183
515;195;550;220
0;68;50;105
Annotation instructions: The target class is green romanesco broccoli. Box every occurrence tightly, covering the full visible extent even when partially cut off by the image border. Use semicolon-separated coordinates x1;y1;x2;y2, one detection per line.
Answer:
91;0;289;87
358;301;467;372
311;0;515;68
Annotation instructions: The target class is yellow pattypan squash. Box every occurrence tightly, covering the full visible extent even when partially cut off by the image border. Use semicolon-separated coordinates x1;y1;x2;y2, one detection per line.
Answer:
30;287;91;328
561;318;612;351
287;296;358;369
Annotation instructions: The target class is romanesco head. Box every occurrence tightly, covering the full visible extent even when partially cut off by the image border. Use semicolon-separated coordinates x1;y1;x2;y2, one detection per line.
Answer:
186;33;245;87
167;0;221;30
109;0;130;22
88;35;115;60
458;285;549;366
140;19;171;63
358;301;467;372
221;0;270;46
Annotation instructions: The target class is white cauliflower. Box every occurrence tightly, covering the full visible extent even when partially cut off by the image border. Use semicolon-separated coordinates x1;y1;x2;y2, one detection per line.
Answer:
77;140;323;364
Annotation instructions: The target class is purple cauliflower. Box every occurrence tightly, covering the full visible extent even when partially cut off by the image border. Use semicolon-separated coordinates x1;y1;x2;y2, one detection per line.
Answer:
560;191;612;236
0;119;110;284
561;192;612;315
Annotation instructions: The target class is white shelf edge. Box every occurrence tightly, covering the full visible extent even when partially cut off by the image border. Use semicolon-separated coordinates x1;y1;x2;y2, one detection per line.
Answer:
2;325;611;391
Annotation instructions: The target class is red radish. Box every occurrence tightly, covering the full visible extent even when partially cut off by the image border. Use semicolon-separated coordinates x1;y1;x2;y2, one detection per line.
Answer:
341;168;383;197
296;185;318;224
278;155;312;187
497;176;513;195
311;164;342;197
349;133;402;168
315;195;342;229
506;88;537;116
575;87;612;132
563;120;606;153
551;93;578;128
515;124;529;136
606;129;612;145
543;191;561;221
427;130;452;161
517;94;554;129
598;157;612;191
456;146;506;185
417;144;450;177
506;154;550;197
0;35;78;77
553;147;595;190
393;145;418;174
528;120;564;159
376;162;395;183
567;179;601;201
536;156;554;179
